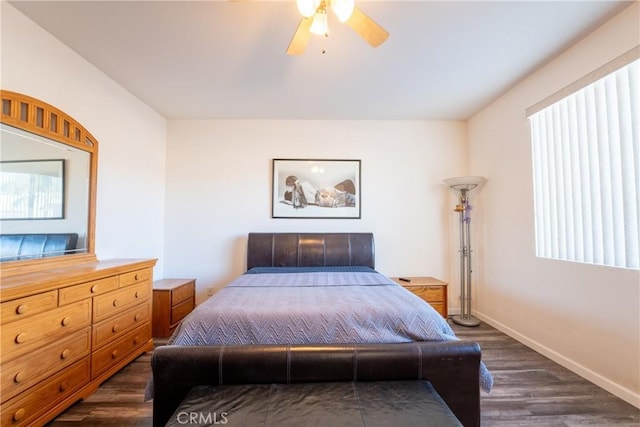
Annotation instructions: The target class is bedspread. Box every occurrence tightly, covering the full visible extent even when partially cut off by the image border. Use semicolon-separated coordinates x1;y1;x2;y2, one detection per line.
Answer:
169;270;493;392
171;272;457;345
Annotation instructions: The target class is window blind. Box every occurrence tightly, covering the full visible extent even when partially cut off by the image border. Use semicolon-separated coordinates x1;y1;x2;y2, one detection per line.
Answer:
528;53;639;269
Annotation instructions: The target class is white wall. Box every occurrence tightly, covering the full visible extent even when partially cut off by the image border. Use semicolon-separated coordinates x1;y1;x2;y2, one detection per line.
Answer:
468;3;640;407
164;119;468;301
1;3;167;276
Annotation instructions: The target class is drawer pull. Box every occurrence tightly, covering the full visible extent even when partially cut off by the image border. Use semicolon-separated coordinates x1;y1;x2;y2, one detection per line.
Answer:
91;284;99;293
112;324;119;333
112;299;119;307
61;316;71;326
133;336;140;345
61;349;71;360
15;304;27;315
15;332;27;344
111;350;120;359
134;313;141;321
12;408;26;422
135;291;140;298
135;273;139;280
59;381;69;392
14;371;25;383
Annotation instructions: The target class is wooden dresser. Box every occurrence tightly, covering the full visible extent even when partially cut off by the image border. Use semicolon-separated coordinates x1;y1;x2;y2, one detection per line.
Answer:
0;258;156;427
152;278;196;338
392;276;449;318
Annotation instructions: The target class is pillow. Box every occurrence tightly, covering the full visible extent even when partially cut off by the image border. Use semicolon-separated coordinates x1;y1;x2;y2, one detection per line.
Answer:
245;266;377;274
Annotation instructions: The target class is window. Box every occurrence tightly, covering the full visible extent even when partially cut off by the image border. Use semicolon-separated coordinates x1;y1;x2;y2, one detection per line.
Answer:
528;49;639;269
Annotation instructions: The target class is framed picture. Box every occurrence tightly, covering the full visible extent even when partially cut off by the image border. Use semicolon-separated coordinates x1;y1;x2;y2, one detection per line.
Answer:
272;159;361;219
0;159;65;220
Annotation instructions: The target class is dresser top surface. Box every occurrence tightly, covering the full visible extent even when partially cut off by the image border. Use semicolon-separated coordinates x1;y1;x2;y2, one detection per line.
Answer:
0;258;157;302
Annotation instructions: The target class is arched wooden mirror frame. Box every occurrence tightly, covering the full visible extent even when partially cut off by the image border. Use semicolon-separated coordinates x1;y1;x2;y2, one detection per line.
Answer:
0;90;98;275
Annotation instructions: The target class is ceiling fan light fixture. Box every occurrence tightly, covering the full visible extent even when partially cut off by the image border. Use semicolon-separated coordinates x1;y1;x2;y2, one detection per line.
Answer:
296;0;321;18
309;11;329;36
287;0;388;55
330;0;354;23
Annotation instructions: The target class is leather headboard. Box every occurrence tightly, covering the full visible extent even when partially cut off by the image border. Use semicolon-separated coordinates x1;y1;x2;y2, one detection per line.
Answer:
247;233;375;270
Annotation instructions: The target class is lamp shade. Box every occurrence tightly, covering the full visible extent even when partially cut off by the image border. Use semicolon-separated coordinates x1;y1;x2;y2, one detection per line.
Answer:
331;0;355;22
297;0;320;18
444;176;486;194
309;11;329;35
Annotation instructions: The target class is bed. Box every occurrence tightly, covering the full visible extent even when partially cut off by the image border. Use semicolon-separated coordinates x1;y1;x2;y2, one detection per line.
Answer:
151;232;492;426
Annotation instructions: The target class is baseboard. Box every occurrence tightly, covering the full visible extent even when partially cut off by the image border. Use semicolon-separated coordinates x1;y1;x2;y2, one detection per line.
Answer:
473;310;640;409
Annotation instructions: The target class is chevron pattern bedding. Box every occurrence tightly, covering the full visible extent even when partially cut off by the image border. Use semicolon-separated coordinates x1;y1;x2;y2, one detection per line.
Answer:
169;268;493;392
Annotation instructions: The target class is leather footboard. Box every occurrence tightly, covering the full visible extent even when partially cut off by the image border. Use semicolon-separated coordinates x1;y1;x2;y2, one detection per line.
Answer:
151;341;481;427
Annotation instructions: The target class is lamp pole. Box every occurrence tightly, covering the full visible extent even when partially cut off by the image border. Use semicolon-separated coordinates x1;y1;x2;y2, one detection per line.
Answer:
443;176;486;327
453;189;479;326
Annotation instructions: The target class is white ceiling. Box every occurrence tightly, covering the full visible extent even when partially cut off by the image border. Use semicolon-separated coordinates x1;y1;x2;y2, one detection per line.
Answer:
9;0;632;120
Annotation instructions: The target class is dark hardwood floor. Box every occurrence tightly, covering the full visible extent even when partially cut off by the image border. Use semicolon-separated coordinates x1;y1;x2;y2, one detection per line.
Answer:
47;321;639;426
453;322;639;426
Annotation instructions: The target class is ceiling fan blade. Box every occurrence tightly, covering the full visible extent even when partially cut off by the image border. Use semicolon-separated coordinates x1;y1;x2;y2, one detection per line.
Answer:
346;7;389;48
286;17;313;55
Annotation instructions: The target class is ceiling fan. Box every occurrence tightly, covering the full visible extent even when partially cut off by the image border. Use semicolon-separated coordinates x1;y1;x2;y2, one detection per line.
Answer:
286;0;389;55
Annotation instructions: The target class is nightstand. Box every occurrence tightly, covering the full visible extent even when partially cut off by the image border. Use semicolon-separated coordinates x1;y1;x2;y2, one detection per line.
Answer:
152;278;196;338
392;276;448;318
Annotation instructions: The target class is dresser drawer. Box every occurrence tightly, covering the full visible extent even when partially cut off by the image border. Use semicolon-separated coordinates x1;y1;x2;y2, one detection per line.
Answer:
119;268;152;287
171;281;195;306
1;327;91;403
171;297;194;324
0;290;58;325
91;323;151;378
59;276;119;305
1;299;92;363
1;357;90;427
93;282;150;323
410;286;445;302
92;302;151;349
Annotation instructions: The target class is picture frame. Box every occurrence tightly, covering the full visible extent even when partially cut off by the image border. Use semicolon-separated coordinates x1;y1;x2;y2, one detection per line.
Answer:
272;159;361;219
0;159;65;220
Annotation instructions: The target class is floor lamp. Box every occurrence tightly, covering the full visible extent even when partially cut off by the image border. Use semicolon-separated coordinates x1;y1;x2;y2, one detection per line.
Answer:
444;176;486;327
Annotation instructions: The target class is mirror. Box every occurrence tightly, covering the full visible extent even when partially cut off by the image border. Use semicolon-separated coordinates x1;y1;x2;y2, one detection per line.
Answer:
0;90;97;269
